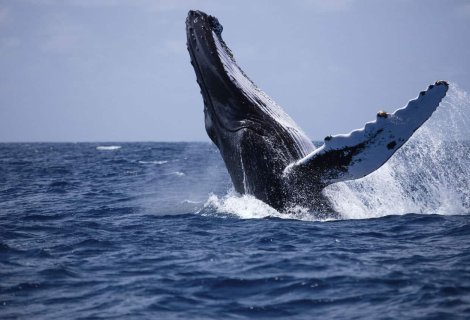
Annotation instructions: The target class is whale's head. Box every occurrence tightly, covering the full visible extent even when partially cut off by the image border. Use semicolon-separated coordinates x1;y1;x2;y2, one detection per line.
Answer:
186;10;252;141
186;10;314;208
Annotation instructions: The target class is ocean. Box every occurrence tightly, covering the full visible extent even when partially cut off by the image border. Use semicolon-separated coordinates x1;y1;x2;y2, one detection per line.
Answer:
1;140;469;320
1;87;470;319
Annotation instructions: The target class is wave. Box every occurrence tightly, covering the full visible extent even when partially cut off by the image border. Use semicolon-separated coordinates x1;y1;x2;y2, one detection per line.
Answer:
182;199;202;204
96;145;121;151
138;160;168;165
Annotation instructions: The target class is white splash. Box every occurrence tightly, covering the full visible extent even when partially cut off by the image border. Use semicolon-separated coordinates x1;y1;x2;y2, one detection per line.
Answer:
324;83;470;219
199;191;322;221
96;145;121;151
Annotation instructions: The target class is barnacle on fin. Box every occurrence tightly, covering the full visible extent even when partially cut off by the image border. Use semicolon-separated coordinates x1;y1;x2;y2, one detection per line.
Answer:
377;111;388;118
435;80;448;87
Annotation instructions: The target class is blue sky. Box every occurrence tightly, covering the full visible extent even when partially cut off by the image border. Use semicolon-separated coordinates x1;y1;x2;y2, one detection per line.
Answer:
1;0;469;142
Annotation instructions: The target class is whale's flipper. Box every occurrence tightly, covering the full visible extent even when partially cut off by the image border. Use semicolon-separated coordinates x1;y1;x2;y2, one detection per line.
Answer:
285;81;449;185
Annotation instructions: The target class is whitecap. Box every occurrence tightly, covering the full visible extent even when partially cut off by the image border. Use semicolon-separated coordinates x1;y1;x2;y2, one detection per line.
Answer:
181;199;202;204
169;171;185;177
96;146;121;151
138;160;168;165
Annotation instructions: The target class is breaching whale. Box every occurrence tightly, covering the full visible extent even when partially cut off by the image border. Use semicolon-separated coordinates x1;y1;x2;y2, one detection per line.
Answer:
186;10;448;214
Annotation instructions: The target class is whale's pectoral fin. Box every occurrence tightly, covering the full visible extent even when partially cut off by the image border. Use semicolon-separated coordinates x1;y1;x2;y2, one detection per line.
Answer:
285;81;449;185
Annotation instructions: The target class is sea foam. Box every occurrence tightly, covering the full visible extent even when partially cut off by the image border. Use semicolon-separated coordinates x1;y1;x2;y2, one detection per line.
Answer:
200;191;326;221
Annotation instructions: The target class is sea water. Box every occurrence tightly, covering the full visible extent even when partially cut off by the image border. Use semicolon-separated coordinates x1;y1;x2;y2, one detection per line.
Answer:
1;85;469;319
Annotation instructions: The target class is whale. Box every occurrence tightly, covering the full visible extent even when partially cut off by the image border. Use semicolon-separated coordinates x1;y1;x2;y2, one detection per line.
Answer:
186;10;449;214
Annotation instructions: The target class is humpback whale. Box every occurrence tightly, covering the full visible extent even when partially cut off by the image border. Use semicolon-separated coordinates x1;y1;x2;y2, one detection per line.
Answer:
186;10;448;214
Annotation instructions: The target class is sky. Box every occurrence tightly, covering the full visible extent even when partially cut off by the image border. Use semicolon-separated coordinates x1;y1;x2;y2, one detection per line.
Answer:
0;0;469;142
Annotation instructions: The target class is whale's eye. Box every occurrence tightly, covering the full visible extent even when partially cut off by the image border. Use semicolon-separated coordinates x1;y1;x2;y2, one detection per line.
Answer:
204;108;217;144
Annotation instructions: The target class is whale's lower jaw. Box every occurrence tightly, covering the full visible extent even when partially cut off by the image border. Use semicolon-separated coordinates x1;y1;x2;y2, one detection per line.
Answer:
186;10;449;214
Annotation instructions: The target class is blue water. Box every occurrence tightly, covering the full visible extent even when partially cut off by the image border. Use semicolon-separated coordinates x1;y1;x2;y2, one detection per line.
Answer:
1;142;469;319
